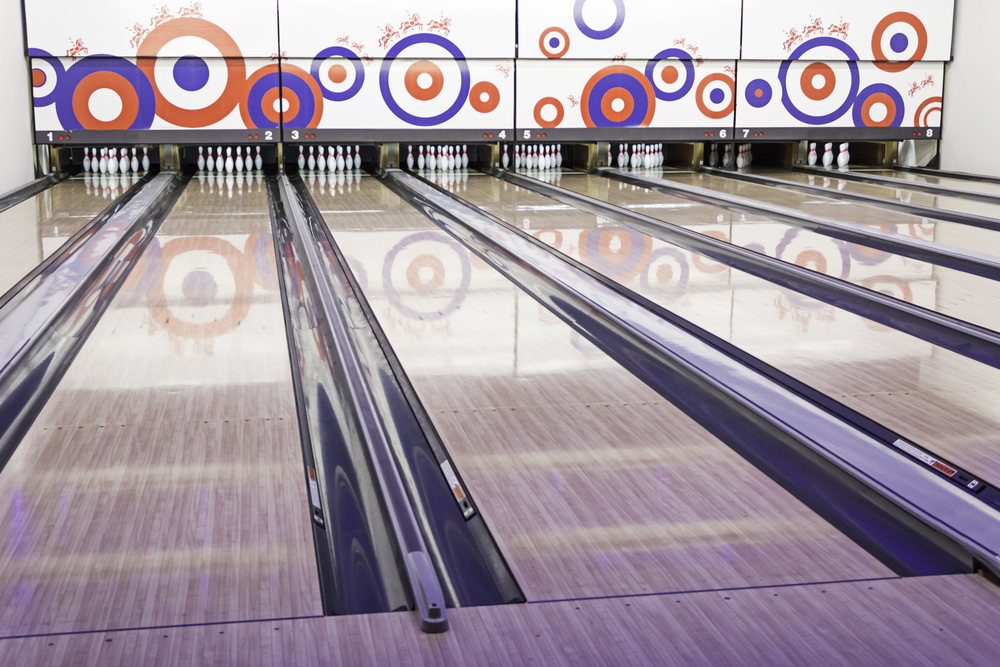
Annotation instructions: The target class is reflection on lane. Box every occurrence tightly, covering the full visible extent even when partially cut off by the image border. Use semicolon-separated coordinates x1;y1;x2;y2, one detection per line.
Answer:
448;171;1000;485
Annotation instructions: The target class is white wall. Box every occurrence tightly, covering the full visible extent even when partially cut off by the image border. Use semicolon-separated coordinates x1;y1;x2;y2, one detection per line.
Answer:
0;1;35;194
940;0;1000;176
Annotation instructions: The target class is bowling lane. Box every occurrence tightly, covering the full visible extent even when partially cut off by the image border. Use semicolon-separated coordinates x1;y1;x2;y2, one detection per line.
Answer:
309;171;892;603
856;168;1000;199
762;169;1000;221
0;174;139;296
449;171;1000;484
557;171;1000;335
0;172;322;636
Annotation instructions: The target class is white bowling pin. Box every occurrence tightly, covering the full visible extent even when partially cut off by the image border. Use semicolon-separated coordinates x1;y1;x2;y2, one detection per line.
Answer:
736;145;746;169
307;146;315;171
83;148;91;172
837;143;850;168
417;146;425;169
297;146;306;169
462;144;469;169
130;148;138;172
708;143;718;167
317;146;326;171
407;145;415;169
142;147;150;171
822;142;834;168
108;148;118;174
337;146;346;171
354;146;361;170
119;148;127;173
556;144;562;167
722;145;732;168
502;145;509;168
450;146;457;170
255;146;263;170
643;145;651;169
225;147;234;173
197;146;205;171
236;146;245;172
207;147;215;171
343;146;352;171
807;142;817;166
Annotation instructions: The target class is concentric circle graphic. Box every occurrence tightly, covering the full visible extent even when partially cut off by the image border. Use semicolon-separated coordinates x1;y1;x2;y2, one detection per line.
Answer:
776;228;850;279
469;81;500;113
779;37;860;125
55;56;156;130
29;48;64;107
745;78;772;108
644;49;695;101
579;229;652;281
242;63;323;129
380;34;470;126
311;46;365;101
534;97;565;127
573;0;626;40
639;247;690;306
382;231;471;321
872;12;927;73
913;96;942;127
136;18;246;127
581;66;655;128
404;60;444;101
539;27;570;58
800;63;835;100
852;84;904;127
696;73;735;120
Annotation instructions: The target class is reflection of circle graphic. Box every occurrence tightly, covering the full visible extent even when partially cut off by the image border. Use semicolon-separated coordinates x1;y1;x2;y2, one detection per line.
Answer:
800;63;835;100
696;73;735;120
779;37;860;125
533;96;565;127
346;257;368;292
852;84;904;127
644;49;695;101
539;27;570;58
579;229;652;281
404;60;444;101
573;0;626;40
121;237;162;295
29;48;64;106
55;56;156;130
775;227;850;279
690;231;731;274
469;81;500;113
872;12;927;73
745;78;772;108
861;275;913;302
533;230;564;248
311;46;365;101
148;237;252;340
847;236;891;266
380;34;470;126
581;66;655;128
913;96;942;127
248;234;278;291
242;63;323;128
136;18;246;127
382;232;471;321
639;247;689;306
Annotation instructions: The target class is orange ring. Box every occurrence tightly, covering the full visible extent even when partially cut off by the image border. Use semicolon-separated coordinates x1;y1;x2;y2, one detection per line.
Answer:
539;27;570;58
405;255;446;289
262;87;299;124
72;72;140;130
600;87;634;123
690;231;730;274
913;96;942;126
872;12;927;73
581;66;655;128
469;81;500;113
860;92;896;127
533;97;564;128
800;63;835;101
136;18;246;127
695;73;735;120
404;60;444;101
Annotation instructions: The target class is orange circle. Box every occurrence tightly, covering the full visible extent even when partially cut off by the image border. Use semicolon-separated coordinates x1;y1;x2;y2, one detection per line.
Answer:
136;17;247;128
404;60;444;101
695;73;735;120
661;66;679;84
913;96;942;126
262;87;298;124
469;81;500;113
655;264;674;283
598;231;632;263
754;89;763;98
72;72;140;130
800;63;835;101
533;97;564;128
327;64;348;84
32;69;46;87
539;27;570;58
581;66;656;128
860;92;896;127
691;231;730;274
795;250;828;274
241;63;321;128
872;12;927;73
406;255;445;289
600;87;634;123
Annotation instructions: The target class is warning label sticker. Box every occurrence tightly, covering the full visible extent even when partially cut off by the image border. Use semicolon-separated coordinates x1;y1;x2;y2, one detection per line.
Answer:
308;467;322;509
440;460;467;503
892;439;957;478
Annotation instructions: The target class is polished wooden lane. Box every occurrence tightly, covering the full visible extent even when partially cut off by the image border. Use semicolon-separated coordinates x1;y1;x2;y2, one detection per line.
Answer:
452;172;1000;486
862;168;1000;198
0;173;322;637
311;172;891;604
0;174;137;296
1;574;997;665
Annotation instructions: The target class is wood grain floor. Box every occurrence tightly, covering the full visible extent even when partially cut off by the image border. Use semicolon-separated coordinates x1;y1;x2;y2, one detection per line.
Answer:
1;574;997;666
313;176;891;604
0;180;322;636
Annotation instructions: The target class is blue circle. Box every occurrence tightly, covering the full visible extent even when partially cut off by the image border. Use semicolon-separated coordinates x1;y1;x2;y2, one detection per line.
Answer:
54;55;156;130
745;79;772;108
778;37;860;125
245;71;282;129
281;72;319;127
549;36;560;48
382;231;471;321
852;84;905;127
573;0;626;40
585;71;652;127
173;55;210;92
644;48;695;101
311;46;365;102
890;32;909;53
28;48;65;107
709;88;725;104
380;34;470;127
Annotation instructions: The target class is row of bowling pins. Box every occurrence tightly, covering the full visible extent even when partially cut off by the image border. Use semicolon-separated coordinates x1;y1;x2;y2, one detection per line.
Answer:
297;145;362;172
304;168;363;197
610;143;664;169
198;146;262;173
408;144;468;171
82;170;139;198
509;144;562;170
807;142;851;168
82;147;150;174
706;144;748;169
197;170;265;197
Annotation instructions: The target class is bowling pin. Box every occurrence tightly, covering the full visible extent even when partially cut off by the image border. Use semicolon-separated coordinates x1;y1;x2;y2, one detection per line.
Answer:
722;145;732;168
837;142;850;168
708;144;718;167
343;146;352;171
450;146;457;170
108;148;118;174
643;145;651;169
197;146;205;171
617;144;625;168
83;148;91;172
307;146;315;171
355;146;361;170
807;142;817;166
255;146;263;170
736;145;745;169
606;144;611;167
337;146;345;171
317;146;326;171
207;147;215;171
130;148;138;172
297;146;306;169
428;146;435;170
225;147;234;173
119;148;128;173
407;145;415;169
822;142;834;168
556;144;562;168
236;146;245;172
417;145;425;169
502;144;509;168
462;144;469;169
142;147;150;171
